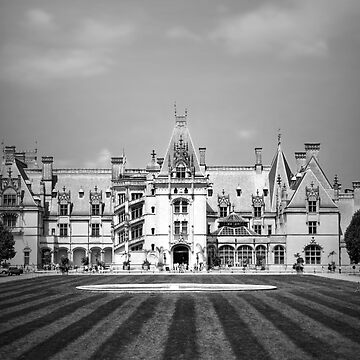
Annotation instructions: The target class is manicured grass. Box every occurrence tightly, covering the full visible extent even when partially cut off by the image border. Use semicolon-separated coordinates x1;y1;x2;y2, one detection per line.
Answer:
0;274;359;360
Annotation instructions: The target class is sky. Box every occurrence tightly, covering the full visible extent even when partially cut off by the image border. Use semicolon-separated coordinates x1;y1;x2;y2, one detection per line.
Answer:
0;0;359;188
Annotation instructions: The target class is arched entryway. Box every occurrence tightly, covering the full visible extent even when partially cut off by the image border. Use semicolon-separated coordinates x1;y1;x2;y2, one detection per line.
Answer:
172;245;189;266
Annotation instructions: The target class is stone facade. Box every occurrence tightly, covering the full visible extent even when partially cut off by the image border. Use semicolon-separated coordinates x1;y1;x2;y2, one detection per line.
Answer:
1;112;359;271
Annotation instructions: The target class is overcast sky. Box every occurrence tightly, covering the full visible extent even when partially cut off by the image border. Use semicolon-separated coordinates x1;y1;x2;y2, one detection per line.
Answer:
0;0;359;188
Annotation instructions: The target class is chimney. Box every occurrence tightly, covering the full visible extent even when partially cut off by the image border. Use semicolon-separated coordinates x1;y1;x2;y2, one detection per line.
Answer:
353;181;360;208
199;147;206;166
255;147;262;173
41;156;53;181
304;143;320;163
4;146;16;165
295;152;307;173
111;157;123;180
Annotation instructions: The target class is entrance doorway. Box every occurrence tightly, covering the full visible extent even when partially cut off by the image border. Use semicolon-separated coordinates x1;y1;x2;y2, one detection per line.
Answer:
172;245;189;266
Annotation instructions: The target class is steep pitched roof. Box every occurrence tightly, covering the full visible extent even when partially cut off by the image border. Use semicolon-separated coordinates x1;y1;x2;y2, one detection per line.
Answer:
159;114;203;177
269;141;292;210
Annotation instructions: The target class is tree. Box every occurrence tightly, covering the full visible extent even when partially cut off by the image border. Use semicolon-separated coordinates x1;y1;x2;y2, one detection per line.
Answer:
345;209;360;264
0;222;16;264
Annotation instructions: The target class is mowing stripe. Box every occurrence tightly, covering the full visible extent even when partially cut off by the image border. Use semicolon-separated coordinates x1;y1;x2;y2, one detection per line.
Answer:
18;295;132;360
317;289;360;306
209;294;269;360
89;295;160;359
0;292;57;309
291;290;360;318
0;294;102;347
52;295;153;360
241;293;334;359
0;293;71;323
269;293;360;344
161;295;199;360
194;295;237;360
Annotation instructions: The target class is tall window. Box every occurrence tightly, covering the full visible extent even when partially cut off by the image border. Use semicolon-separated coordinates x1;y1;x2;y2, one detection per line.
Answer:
308;201;317;213
308;221;317;234
59;224;68;237
274;245;285;264
118;230;125;244
208;189;213;197
219;245;234;266
267;225;272;235
219;206;227;218
237;245;253;266
131;206;143;220
119;211;125;223
174;200;188;213
118;193;125;205
254;206;262;218
181;221;188;235
2;214;17;228
254;225;262;235
305;245;321;264
3;193;17;206
256;245;266;266
176;166;186;179
91;223;100;237
174;221;181;235
131;224;143;239
91;204;100;216
60;204;68;216
131;193;142;201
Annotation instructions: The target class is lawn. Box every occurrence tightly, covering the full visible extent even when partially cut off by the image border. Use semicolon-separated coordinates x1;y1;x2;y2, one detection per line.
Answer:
0;274;359;360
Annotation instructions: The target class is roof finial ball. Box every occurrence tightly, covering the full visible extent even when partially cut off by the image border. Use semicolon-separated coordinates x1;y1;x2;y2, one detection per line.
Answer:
174;101;177;117
278;128;282;145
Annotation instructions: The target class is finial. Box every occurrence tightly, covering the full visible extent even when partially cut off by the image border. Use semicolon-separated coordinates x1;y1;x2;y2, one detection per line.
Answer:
277;174;281;186
174;101;177;116
278;128;281;146
185;107;188;117
95;185;98;192
8;167;12;178
151;150;156;159
63;186;66;192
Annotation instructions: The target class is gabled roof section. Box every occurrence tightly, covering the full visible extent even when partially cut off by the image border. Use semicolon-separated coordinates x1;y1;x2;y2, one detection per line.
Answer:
159;112;203;177
218;212;248;227
269;140;292;209
287;168;337;209
303;156;332;190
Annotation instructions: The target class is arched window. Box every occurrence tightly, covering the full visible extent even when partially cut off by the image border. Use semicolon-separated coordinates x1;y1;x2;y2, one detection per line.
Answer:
256;245;266;266
237;245;253;266
274;245;285;265
219;245;234;266
305;245;321;264
3;188;17;206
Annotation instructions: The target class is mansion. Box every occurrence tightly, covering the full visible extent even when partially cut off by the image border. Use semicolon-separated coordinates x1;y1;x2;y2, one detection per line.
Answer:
1;111;359;271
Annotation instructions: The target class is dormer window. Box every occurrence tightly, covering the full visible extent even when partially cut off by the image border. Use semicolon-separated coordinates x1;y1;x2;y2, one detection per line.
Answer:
79;188;84;199
92;204;100;216
176;165;186;179
3;191;17;206
60;204;68;216
254;206;262;218
308;200;317;213
219;205;228;218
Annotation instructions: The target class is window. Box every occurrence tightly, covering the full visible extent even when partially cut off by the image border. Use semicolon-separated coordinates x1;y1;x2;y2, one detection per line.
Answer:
131;193;142;201
91;223;100;237
119;194;125;205
131;206;143;220
237;245;253;266
236;188;242;196
119;211;125;223
174;221;181;235
176;166;186;179
267;225;272;235
219;206;227;218
131;224;143;239
151;189;155;196
219;245;234;266
208;189;213;197
91;204;100;216
308;221;317;234
256;245;266;266
59;224;68;237
305;245;321;264
60;204;68;216
131;244;143;251
184;188;188;194
274;245;285;264
151;206;155;214
254;224;262;235
79;190;84;199
2;214;17;228
263;189;268;196
174;200;188;213
118;230;125;244
3;193;17;206
151;244;155;251
24;250;30;266
51;228;55;236
308;200;317;213
181;221;188;235
254;206;262;218
151;228;155;235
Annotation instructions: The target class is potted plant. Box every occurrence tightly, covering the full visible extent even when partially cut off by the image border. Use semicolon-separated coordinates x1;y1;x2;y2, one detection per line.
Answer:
293;253;304;273
123;260;130;270
142;259;150;270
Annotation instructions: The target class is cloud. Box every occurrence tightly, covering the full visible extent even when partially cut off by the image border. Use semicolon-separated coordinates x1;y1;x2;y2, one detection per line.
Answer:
238;129;255;139
84;149;112;168
166;26;201;42
26;9;54;28
211;2;330;58
0;13;135;86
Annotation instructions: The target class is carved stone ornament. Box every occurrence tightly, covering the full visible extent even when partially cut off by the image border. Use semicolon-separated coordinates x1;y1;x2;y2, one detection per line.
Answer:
306;182;319;200
58;186;71;204
0;175;21;193
173;135;190;166
218;189;230;207
252;190;264;207
90;186;102;204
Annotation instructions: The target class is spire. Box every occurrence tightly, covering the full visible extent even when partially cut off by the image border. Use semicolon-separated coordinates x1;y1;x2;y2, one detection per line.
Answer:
278;128;282;147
